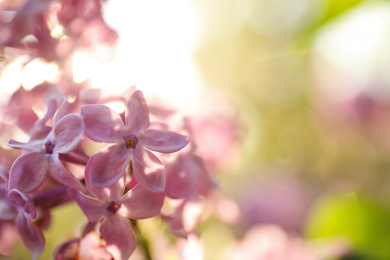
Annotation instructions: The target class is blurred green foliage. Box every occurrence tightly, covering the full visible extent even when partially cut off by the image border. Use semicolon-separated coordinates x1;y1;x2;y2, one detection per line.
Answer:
195;0;390;258
306;193;390;259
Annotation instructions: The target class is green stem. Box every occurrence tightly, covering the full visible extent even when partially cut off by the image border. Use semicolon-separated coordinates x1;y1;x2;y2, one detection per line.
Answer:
130;219;152;260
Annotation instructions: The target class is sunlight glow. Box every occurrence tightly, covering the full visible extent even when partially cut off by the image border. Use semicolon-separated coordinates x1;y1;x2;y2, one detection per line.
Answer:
105;101;125;114
22;58;59;90
313;1;390;101
50;24;66;39
72;52;97;84
0;55;28;94
81;0;205;111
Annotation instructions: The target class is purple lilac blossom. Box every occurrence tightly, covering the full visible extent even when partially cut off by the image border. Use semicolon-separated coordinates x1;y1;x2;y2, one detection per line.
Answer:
8;98;85;193
69;171;164;260
81;90;190;191
0;173;45;260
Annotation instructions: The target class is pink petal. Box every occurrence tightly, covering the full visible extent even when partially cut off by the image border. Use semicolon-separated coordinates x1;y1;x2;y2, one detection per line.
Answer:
81;104;126;143
15;212;45;260
119;184;164;219
54;238;80;260
192;155;219;195
68;189;107;223
142;129;189;153
54;114;85;154
165;156;199;199
79;88;103;104
8;189;36;219
132;148;165;192
169;197;204;236
100;214;136;260
125;90;150;133
0;184;18;220
9;151;48;193
53;97;71;126
87;144;131;188
85;158;126;202
7;139;44;151
48;153;85;192
40;98;58;125
29;98;57;140
168;203;187;238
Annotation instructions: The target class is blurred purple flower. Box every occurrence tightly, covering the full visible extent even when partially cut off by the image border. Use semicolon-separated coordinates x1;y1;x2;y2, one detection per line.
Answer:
238;173;311;235
227;224;350;260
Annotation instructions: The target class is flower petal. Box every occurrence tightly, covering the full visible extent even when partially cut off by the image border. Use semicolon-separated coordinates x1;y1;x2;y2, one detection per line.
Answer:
8;189;36;219
7;139;44;151
53;97;71;126
68;189;107;223
119;184;164;219
100;214;136;260
54;114;85;154
81;104;126;143
29;98;57;140
54;238;80;260
0;183;17;220
15;212;45;260
39;98;58;125
132;148;165;192
165;156;199;199
142;129;189;153
87;145;131;188
125;90;150;133
48;153;85;192
85;157;126;202
9;151;48;193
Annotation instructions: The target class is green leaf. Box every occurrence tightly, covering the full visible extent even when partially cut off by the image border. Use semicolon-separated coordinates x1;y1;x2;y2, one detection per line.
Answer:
306;193;390;259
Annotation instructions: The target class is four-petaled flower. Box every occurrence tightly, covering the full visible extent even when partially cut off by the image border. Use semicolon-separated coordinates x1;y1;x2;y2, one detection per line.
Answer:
8;99;85;193
81;90;189;191
69;163;165;260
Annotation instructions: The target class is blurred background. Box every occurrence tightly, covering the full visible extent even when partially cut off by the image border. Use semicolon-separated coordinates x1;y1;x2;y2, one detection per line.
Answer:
2;0;390;259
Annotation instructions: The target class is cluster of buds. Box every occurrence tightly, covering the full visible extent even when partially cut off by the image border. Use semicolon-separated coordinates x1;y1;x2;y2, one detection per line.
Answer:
0;0;218;259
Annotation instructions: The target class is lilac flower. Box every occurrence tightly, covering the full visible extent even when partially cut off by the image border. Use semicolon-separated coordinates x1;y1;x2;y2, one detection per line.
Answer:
4;84;55;134
165;162;216;238
162;118;217;237
164;152;217;237
8;99;85;193
0;0;54;47
54;233;113;260
81;90;189;191
69;167;165;260
0;174;45;260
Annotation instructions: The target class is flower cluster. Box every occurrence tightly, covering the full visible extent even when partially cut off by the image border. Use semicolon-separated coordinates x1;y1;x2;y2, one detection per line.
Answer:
0;1;220;259
1;87;201;259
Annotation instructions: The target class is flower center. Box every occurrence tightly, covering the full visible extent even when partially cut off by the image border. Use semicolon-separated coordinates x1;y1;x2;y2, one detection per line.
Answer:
124;134;138;149
45;141;55;154
107;201;121;214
